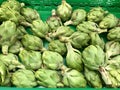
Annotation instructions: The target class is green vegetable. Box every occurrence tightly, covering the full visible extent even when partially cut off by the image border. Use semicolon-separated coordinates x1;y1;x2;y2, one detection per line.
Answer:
84;67;102;88
66;42;83;71
12;69;37;88
48;40;67;55
64;9;86;26
107;27;120;41
56;0;72;22
42;51;64;70
19;49;42;70
21;34;46;51
47;9;62;32
0;21;17;54
87;7;108;22
0;53;25;71
99;14;118;29
35;69;63;88
61;66;87;87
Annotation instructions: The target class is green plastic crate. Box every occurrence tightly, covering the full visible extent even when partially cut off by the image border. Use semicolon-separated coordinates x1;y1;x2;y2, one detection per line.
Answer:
0;0;120;90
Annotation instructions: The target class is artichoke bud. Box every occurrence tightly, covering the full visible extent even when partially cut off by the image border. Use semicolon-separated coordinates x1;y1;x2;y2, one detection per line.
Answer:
1;0;25;11
89;32;105;49
61;67;87;88
47;9;62;32
77;21;107;34
9;40;23;54
35;69;63;88
48;40;67;55
19;49;42;70
42;51;64;70
99;14;119;29
64;9;86;26
0;53;25;71
21;7;40;23
0;21;17;54
21;34;46;51
12;69;37;88
56;0;72;22
105;41;120;60
65;42;83;71
87;7;108;22
51;26;74;38
31;19;49;39
84;67;102;88
107;27;120;41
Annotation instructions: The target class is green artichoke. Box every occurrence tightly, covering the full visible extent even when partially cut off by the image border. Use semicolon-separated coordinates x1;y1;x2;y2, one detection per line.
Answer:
0;21;17;54
9;40;23;54
20;7;40;23
16;26;27;40
12;69;37;88
105;41;120;60
107;27;120;41
89;32;105;49
87;7;108;22
42;51;64;70
47;9;62;32
30;19;50;40
19;49;42;70
84;67;102;88
1;0;24;12
48;40;67;55
21;34;46;51
0;53;25;71
64;9;86;26
56;0;72;22
82;45;111;85
61;66;87;87
99;14;118;29
60;31;90;49
65;42;83;71
76;21;107;34
35;69;63;88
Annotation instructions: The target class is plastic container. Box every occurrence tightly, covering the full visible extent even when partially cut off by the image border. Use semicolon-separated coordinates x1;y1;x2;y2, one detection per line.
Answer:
0;0;120;90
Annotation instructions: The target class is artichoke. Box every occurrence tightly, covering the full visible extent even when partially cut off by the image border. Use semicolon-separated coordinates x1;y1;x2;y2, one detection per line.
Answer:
21;7;40;23
0;53;25;71
9;40;23;54
99;14;119;29
105;41;120;60
0;21;17;54
1;0;24;12
19;49;42;70
84;67;102;88
56;0;72;22
89;32;105;49
107;27;120;41
61;66;87;87
42;51;64;70
47;9;62;32
65;42;83;71
64;9;86;26
60;31;90;49
48;40;67;55
12;69;37;88
35;69;63;88
87;7;108;22
76;21;107;34
82;45;112;85
21;34;46;51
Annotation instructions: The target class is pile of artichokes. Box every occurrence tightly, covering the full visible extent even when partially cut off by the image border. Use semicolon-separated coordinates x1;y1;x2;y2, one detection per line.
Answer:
0;0;120;88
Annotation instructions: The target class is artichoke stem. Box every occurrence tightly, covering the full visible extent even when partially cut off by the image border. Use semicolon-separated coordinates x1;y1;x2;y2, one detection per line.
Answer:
59;36;69;43
57;83;64;87
45;35;52;42
64;20;73;26
66;42;73;52
99;67;112;85
2;45;8;55
98;29;107;34
40;48;47;52
52;9;56;16
20;22;31;27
